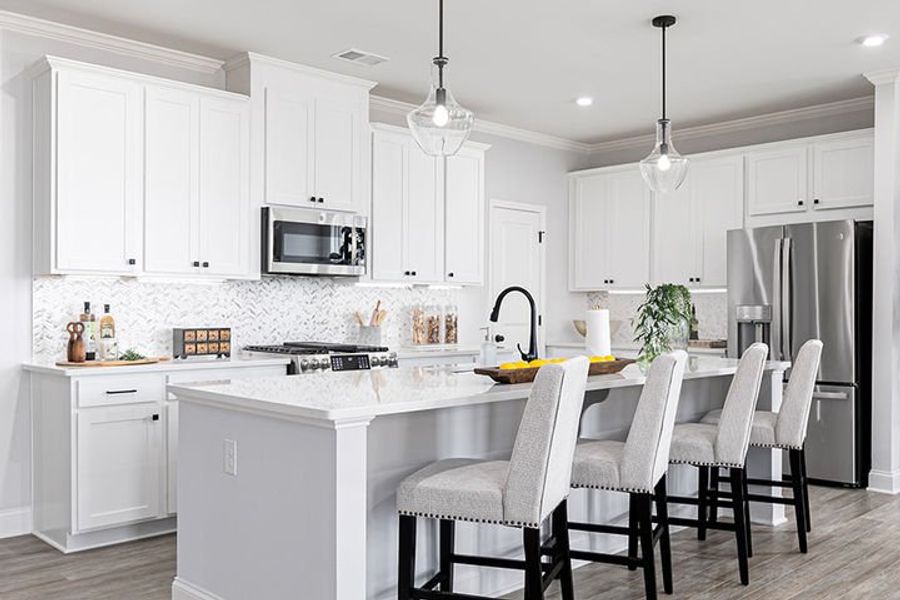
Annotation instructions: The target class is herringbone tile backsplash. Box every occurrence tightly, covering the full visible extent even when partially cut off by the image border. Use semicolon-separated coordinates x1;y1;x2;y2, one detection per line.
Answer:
33;276;459;361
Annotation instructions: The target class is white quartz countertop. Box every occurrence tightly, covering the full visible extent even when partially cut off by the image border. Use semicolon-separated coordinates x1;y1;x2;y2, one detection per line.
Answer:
23;355;291;377
396;345;481;359
169;356;789;423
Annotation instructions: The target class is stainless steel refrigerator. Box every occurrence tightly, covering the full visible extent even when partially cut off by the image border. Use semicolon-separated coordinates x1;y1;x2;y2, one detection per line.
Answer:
727;220;872;487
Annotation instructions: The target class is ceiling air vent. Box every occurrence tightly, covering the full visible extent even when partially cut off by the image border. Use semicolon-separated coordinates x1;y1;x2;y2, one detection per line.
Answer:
332;48;389;67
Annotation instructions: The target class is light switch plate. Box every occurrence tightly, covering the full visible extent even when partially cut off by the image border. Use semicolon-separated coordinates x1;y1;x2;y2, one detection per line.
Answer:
223;439;237;476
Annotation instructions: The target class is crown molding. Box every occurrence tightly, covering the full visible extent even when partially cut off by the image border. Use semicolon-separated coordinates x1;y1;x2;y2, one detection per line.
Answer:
370;95;591;153
0;9;224;74
865;68;900;86
588;96;875;155
225;52;376;90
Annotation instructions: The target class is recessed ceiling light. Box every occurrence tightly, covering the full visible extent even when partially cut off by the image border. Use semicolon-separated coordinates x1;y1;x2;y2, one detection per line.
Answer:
859;34;888;47
576;96;594;107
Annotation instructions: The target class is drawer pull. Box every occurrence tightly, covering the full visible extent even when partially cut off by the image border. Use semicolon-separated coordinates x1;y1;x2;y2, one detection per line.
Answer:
105;389;138;395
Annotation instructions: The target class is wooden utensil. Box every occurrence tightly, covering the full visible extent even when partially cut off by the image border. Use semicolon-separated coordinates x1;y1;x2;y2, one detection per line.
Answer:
475;358;635;384
66;321;86;363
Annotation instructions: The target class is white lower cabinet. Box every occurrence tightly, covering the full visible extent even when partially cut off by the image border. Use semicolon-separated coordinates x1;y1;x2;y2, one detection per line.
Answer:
76;402;165;532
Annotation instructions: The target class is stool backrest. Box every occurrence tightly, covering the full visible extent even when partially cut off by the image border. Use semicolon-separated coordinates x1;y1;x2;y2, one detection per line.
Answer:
776;339;823;448
715;343;768;466
504;356;590;527
621;350;688;491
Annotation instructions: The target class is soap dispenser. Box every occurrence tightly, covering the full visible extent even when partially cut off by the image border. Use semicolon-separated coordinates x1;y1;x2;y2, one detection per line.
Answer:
478;326;497;367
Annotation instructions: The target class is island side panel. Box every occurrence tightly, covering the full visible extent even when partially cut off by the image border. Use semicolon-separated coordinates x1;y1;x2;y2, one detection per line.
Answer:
174;400;370;600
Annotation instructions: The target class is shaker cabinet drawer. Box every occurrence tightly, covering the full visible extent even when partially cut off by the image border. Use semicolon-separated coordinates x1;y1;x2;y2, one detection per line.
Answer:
76;374;166;408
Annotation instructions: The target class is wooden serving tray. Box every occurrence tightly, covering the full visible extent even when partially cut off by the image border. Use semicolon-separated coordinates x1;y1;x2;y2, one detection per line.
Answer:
475;358;635;384
56;357;171;368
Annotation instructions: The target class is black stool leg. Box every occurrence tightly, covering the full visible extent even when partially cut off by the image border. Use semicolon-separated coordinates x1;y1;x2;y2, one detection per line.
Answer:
654;475;674;595
552;500;575;600
729;468;750;586
524;527;544;600
742;468;753;558
398;515;417;600
439;519;455;591
637;493;658;600
789;449;809;553
709;467;720;524
697;466;709;541
628;492;639;570
800;447;812;532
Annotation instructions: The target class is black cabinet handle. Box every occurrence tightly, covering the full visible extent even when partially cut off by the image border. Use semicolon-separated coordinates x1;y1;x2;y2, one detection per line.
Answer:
448;272;454;278
202;261;209;268
105;389;137;395
798;200;805;206
696;277;701;283
193;261;200;267
813;198;820;205
404;270;410;276
609;279;615;284
689;277;694;283
317;197;325;203
152;414;160;421
411;271;417;276
127;258;136;265
309;196;317;203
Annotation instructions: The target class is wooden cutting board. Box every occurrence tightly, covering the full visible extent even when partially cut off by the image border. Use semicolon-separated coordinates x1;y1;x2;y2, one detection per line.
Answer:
475;358;635;384
55;357;171;368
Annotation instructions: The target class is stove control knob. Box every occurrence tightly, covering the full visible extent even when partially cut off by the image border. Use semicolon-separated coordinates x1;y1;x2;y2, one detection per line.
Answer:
299;358;310;371
372;355;383;367
388;353;399;367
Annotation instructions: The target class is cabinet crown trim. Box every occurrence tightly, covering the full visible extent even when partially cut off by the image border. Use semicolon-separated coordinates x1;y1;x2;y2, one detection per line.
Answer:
224;52;377;90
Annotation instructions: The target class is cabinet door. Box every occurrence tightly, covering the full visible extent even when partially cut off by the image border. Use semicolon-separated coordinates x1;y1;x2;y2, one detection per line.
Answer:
166;401;178;514
371;134;407;281
444;150;485;285
55;70;142;274
76;403;164;531
653;182;696;286
405;147;443;283
746;146;808;216
606;170;651;288
144;86;199;275
264;88;314;206
569;175;610;290
314;97;360;211
198;96;251;277
812;136;874;210
694;155;744;287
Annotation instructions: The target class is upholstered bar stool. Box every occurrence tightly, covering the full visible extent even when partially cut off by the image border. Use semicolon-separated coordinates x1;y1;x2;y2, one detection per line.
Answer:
395;357;590;600
665;342;769;586
701;339;823;553
568;351;688;600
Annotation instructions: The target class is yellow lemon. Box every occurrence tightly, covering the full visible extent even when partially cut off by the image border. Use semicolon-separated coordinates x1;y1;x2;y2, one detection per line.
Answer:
589;356;605;363
529;359;549;367
549;357;567;364
499;361;529;370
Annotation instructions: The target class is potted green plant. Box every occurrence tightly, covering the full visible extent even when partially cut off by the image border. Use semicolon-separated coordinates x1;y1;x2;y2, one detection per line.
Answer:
633;283;693;364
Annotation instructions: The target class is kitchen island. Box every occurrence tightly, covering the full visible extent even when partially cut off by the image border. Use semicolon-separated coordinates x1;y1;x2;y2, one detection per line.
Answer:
169;356;789;600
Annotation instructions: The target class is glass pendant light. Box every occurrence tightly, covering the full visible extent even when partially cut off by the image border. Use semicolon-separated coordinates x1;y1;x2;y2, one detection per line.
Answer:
407;0;474;156
640;15;688;194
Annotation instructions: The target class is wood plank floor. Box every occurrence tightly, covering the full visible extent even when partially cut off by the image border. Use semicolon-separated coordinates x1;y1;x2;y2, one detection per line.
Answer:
0;486;898;599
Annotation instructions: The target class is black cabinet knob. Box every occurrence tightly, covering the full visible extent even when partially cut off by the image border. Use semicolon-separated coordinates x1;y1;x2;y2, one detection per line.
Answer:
609;279;615;284
192;261;200;267
127;258;136;265
411;271;417;276
696;277;701;283
798;200;805;206
152;414;160;421
317;197;325;203
814;198;820;205
202;261;209;268
448;272;454;278
404;270;410;276
310;196;317;203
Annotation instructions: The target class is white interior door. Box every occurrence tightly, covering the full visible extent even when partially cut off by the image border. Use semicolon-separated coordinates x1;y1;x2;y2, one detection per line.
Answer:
489;201;545;360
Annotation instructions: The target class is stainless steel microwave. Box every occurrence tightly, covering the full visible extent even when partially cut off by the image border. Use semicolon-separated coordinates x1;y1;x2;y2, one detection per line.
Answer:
262;206;367;276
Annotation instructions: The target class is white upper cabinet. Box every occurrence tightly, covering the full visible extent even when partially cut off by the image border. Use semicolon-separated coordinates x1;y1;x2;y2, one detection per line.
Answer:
35;66;143;275
33;57;253;279
812;136;874;210
371;124;487;286
371;126;443;284
444;145;487;285
569;167;650;291
653;154;743;288
225;53;375;213
746;145;808;216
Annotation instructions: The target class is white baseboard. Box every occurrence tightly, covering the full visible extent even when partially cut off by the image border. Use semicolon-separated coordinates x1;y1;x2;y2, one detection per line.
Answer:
0;506;32;539
868;469;900;494
172;578;226;600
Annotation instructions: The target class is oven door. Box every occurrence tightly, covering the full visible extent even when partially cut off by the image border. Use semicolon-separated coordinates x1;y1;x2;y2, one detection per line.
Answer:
264;207;367;276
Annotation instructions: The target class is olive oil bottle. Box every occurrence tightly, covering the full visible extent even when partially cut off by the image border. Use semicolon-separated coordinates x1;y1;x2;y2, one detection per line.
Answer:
98;304;118;360
78;301;97;361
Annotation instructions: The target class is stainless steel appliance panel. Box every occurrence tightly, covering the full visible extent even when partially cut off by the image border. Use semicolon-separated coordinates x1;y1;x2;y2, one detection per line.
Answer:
804;383;858;485
727;226;784;358
263;206;367;276
784;221;856;383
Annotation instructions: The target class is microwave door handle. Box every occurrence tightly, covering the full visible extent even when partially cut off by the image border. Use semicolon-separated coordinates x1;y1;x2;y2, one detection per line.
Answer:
781;237;792;363
772;238;783;361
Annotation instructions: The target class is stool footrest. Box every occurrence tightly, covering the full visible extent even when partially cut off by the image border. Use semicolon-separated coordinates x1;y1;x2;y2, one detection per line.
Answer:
449;553;527;571
568;521;630;536
661;516;737;532
411;589;491;600
570;549;641;568
747;477;795;488
746;493;797;505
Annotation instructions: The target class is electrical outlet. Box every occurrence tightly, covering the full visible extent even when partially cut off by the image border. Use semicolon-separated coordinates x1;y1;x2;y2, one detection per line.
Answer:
223;439;237;476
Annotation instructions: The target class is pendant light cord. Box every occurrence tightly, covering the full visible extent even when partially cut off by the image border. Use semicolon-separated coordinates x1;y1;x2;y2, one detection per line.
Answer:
436;0;445;89
661;22;667;120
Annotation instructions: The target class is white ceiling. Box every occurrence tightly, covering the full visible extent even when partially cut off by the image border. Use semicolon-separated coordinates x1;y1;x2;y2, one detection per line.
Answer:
2;0;899;143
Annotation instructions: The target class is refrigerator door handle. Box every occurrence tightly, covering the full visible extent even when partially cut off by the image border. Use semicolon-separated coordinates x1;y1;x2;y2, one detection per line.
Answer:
812;390;850;401
781;237;793;363
772;238;783;360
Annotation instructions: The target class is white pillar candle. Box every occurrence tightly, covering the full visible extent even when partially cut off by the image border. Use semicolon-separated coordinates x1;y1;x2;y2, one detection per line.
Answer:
585;309;612;357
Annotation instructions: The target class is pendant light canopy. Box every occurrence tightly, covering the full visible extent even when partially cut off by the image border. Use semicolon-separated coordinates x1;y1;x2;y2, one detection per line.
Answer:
407;0;474;157
639;15;688;194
